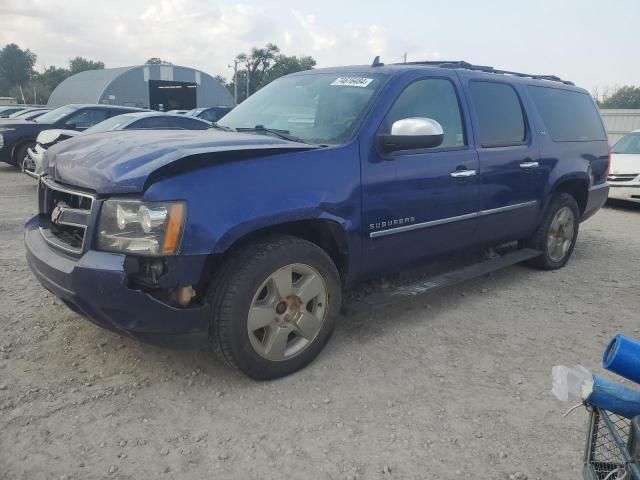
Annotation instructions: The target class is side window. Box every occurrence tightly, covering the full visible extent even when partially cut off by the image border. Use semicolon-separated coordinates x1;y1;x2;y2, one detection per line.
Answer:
171;117;208;130
468;81;526;147
129;117;170;129
200;109;218;122
527;86;606;142
65;108;110;129
385;78;466;148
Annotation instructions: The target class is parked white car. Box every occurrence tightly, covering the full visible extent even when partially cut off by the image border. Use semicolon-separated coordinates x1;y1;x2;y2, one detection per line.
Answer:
608;130;640;204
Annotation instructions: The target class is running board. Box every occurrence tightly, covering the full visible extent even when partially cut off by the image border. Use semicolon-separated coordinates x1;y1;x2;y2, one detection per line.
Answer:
344;248;541;315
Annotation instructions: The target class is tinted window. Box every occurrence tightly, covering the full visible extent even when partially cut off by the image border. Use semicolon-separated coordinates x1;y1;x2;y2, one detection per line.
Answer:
170;116;209;130
469;81;526;147
199;109;219;122
384;78;466;148
128;116;171;129
65;108;110;129
527;86;606;142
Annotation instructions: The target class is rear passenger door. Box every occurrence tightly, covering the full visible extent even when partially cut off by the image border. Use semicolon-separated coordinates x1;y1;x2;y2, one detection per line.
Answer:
462;78;545;243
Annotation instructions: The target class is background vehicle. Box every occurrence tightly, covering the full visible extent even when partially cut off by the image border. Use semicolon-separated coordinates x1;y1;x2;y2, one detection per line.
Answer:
167;109;189;115
187;106;233;123
608;130;640;204
25;61;610;379
24;111;212;177
7;107;50;120
0;104;146;168
0;105;28;117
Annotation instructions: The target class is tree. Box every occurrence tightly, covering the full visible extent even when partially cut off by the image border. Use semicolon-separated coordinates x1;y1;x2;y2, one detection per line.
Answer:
145;57;172;65
230;44;316;102
236;43;280;98
69;56;105;75
598;86;640;109
0;43;36;94
260;54;316;88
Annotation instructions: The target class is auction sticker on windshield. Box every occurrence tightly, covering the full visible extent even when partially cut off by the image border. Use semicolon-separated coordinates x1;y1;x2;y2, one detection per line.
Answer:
330;77;374;88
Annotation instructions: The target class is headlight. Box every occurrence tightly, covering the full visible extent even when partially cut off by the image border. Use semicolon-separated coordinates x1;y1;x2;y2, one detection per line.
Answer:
97;199;186;256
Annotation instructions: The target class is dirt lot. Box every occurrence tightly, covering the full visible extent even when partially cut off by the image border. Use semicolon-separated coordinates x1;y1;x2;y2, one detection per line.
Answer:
1;163;639;480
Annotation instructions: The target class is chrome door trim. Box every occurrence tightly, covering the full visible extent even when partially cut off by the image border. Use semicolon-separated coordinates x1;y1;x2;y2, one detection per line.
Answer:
369;200;539;238
370;212;478;238
478;200;538;217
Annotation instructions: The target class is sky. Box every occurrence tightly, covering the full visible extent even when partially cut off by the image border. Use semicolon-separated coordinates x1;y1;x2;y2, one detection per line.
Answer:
1;0;639;92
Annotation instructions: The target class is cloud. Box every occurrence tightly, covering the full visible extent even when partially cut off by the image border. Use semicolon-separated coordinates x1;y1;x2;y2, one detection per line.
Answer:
0;1;392;78
291;10;337;51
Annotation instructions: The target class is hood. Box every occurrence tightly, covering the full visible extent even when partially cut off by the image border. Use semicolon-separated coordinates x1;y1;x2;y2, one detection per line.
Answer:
610;153;640;175
45;129;316;194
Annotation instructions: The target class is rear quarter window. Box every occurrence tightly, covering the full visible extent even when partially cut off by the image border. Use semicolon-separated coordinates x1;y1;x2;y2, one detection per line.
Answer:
527;86;606;142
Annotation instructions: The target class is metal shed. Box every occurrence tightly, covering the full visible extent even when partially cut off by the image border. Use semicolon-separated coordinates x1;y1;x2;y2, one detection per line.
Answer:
599;109;640;144
47;65;235;111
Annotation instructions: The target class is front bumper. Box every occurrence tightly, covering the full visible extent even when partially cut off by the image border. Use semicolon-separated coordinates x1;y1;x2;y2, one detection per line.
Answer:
608;184;640;204
25;216;209;342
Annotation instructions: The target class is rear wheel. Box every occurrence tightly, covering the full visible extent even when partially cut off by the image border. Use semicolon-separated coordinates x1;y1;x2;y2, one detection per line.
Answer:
208;235;342;380
522;193;580;270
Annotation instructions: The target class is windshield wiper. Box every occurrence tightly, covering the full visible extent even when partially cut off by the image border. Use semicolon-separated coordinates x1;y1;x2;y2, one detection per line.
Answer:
235;125;309;144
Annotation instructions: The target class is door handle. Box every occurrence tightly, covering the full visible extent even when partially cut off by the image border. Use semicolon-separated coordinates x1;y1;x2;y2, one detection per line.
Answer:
520;161;539;169
450;169;477;178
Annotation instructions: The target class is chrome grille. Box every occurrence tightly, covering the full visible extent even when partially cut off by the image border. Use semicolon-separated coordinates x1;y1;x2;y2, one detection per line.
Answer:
38;176;95;255
608;173;639;183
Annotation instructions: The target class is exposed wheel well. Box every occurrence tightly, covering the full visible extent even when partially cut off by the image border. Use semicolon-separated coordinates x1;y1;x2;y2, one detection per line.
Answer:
218;220;350;281
553;179;588;215
11;139;35;166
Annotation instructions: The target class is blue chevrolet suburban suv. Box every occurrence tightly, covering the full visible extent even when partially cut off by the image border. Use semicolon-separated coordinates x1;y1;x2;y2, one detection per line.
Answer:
25;60;610;379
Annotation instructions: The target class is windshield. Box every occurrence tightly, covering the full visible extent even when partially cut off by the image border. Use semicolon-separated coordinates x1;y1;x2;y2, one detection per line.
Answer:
612;133;640;154
186;108;204;116
218;72;388;145
36;105;78;124
83;114;133;134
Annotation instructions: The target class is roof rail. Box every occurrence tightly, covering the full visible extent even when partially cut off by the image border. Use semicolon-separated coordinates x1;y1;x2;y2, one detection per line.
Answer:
397;60;574;85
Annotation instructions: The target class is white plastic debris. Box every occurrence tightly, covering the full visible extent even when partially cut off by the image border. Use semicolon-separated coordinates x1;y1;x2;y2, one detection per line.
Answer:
551;365;594;402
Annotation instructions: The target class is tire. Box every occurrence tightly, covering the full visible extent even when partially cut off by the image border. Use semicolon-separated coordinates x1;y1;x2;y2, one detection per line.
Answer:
207;235;342;380
522;193;580;270
14;142;34;171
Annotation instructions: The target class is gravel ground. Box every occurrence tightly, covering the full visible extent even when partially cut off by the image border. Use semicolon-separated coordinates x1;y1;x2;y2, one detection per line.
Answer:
1;163;639;480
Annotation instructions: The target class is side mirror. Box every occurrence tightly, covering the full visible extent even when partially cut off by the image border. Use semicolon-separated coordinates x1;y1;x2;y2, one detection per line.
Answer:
378;117;444;153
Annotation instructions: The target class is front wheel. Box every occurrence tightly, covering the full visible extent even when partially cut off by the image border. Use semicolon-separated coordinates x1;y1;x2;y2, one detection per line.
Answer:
15;142;35;171
522;193;580;270
208;235;342;380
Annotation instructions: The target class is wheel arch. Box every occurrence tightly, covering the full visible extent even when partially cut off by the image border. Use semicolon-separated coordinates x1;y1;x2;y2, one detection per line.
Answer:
546;174;590;217
210;218;352;284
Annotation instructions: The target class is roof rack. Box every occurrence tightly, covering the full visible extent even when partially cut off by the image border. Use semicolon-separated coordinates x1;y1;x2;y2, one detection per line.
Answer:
393;60;574;85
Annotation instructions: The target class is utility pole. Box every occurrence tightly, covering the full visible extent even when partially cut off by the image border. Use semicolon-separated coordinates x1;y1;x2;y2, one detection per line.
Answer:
246;68;250;102
233;59;238;104
228;59;238;104
403;52;407;63
33;85;37;105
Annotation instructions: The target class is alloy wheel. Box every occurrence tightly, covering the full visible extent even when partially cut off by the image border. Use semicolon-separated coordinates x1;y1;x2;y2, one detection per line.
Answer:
247;263;328;361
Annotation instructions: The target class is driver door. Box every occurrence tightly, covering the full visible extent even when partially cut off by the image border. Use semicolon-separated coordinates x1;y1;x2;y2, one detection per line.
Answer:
361;74;481;276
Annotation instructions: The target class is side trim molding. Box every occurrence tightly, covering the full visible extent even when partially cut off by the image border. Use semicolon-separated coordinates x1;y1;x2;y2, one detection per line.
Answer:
369;200;538;239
